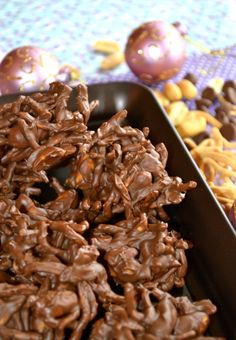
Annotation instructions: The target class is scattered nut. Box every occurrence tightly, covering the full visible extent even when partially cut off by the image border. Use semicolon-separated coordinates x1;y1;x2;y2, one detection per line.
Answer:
93;40;121;54
177;115;207;138
154;90;170;107
152;74;236;214
177;79;198;100
100;51;124;70
166;101;188;126
163;82;182;101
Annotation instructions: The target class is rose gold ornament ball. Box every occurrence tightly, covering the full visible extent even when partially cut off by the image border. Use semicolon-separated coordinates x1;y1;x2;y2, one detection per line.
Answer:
125;20;187;84
0;46;60;95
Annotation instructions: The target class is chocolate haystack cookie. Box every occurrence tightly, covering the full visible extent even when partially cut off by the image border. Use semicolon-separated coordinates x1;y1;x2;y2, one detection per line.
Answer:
0;82;222;339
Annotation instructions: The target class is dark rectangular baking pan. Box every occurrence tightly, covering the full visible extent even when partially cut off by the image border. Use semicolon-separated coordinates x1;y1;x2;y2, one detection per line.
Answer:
1;81;236;339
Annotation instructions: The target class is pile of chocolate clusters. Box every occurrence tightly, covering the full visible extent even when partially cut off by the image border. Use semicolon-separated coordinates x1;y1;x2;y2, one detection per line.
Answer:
0;82;221;339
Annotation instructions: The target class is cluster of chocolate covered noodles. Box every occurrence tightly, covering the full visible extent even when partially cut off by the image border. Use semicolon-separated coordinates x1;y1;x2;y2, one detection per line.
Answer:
0;82;221;339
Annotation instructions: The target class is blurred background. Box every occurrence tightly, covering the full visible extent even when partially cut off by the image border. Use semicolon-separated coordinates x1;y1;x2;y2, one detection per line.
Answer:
1;0;236;84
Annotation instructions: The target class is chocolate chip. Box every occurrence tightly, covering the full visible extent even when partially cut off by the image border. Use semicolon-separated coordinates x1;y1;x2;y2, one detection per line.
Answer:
229;115;236;124
223;86;236;105
220;122;236;141
199;105;210;113
183;72;198;85
215;110;229;124
193;131;209;144
195;98;212;110
201;86;216;101
222;80;236;93
215;104;230;115
196;98;212;108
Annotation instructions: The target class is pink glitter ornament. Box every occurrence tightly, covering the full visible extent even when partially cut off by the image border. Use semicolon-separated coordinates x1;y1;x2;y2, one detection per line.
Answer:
125;20;187;83
0;46;60;95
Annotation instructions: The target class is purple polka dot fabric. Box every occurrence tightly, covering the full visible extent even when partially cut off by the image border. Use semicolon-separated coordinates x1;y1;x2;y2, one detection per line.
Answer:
1;0;236;89
86;46;236;90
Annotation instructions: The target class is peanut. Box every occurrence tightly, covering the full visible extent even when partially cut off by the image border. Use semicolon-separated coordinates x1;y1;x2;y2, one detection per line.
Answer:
177;79;198;100
163;82;182;101
93;40;121;54
177;116;207;138
154;90;170;107
166;101;189;126
100;51;124;70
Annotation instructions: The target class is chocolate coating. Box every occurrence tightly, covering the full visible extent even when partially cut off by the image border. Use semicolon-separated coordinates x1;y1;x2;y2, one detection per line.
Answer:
90;284;217;339
0;82;219;339
67;110;196;223
92;214;189;290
